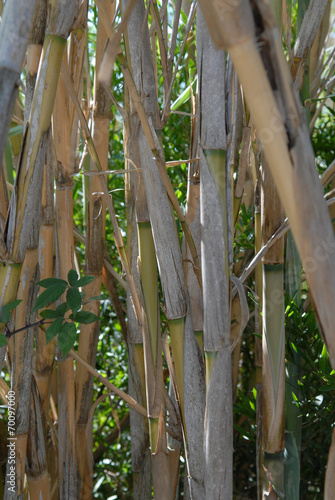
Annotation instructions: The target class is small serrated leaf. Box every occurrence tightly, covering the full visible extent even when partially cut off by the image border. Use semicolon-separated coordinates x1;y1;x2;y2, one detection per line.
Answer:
33;283;67;312
75;275;95;288
4;300;22;310
66;287;82;314
56;302;69;317
86;296;102;302
67;269;78;287
58;322;77;357
0;336;8;347
40;309;59;319
74;311;99;324
45;317;63;344
37;278;68;289
0;300;22;323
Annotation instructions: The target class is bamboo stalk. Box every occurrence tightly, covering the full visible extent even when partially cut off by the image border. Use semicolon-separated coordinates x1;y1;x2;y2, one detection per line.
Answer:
26;379;51;500
51;7;83;497
74;5;107;497
0;0;37;163
5;249;39;498
197;10;232;497
198;0;335;373
125;94;152;496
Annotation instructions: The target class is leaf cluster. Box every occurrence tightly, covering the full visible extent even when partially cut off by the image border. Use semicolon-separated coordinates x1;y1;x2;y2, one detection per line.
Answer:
35;269;99;357
0;270;99;356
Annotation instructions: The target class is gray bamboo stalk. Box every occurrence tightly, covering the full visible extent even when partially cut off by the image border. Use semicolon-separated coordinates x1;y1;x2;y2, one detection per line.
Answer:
197;0;335;372
125;1;206;497
294;0;329;59
0;0;37;164
126;97;152;498
197;9;232;499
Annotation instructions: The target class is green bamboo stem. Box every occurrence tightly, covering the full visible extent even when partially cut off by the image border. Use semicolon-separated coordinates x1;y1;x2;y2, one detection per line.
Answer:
205;149;229;277
138;222;159;369
254;191;263;500
262;264;285;495
205;351;217;392
195;331;203;353
137;221;160;453
168;317;185;426
0;263;22;334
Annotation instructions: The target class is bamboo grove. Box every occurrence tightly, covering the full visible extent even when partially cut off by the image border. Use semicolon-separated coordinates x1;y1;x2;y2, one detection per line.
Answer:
0;0;334;498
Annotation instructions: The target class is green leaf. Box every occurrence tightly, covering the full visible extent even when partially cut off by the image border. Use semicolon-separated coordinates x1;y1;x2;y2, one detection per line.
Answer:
37;278;68;289
40;309;59;319
4;300;22;310
56;302;69;316
171;76;197;111
8;125;24;137
0;336;8;347
5;140;14;184
66;287;82;313
86;296;102;302
68;269;78;287
0;300;22;323
73;311;99;324
58;322;77;357
45;317;63;344
33;283;67;312
75;275;96;288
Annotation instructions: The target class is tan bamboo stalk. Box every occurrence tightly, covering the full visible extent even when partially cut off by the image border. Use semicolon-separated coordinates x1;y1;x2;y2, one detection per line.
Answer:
35;142;55;415
52;5;83;496
26;378;51;499
5;248;39;499
0;0;79;340
198;0;335;373
24;7;54;498
24;0;51;415
6;3;74;498
75;3;110;496
197;9;232;498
